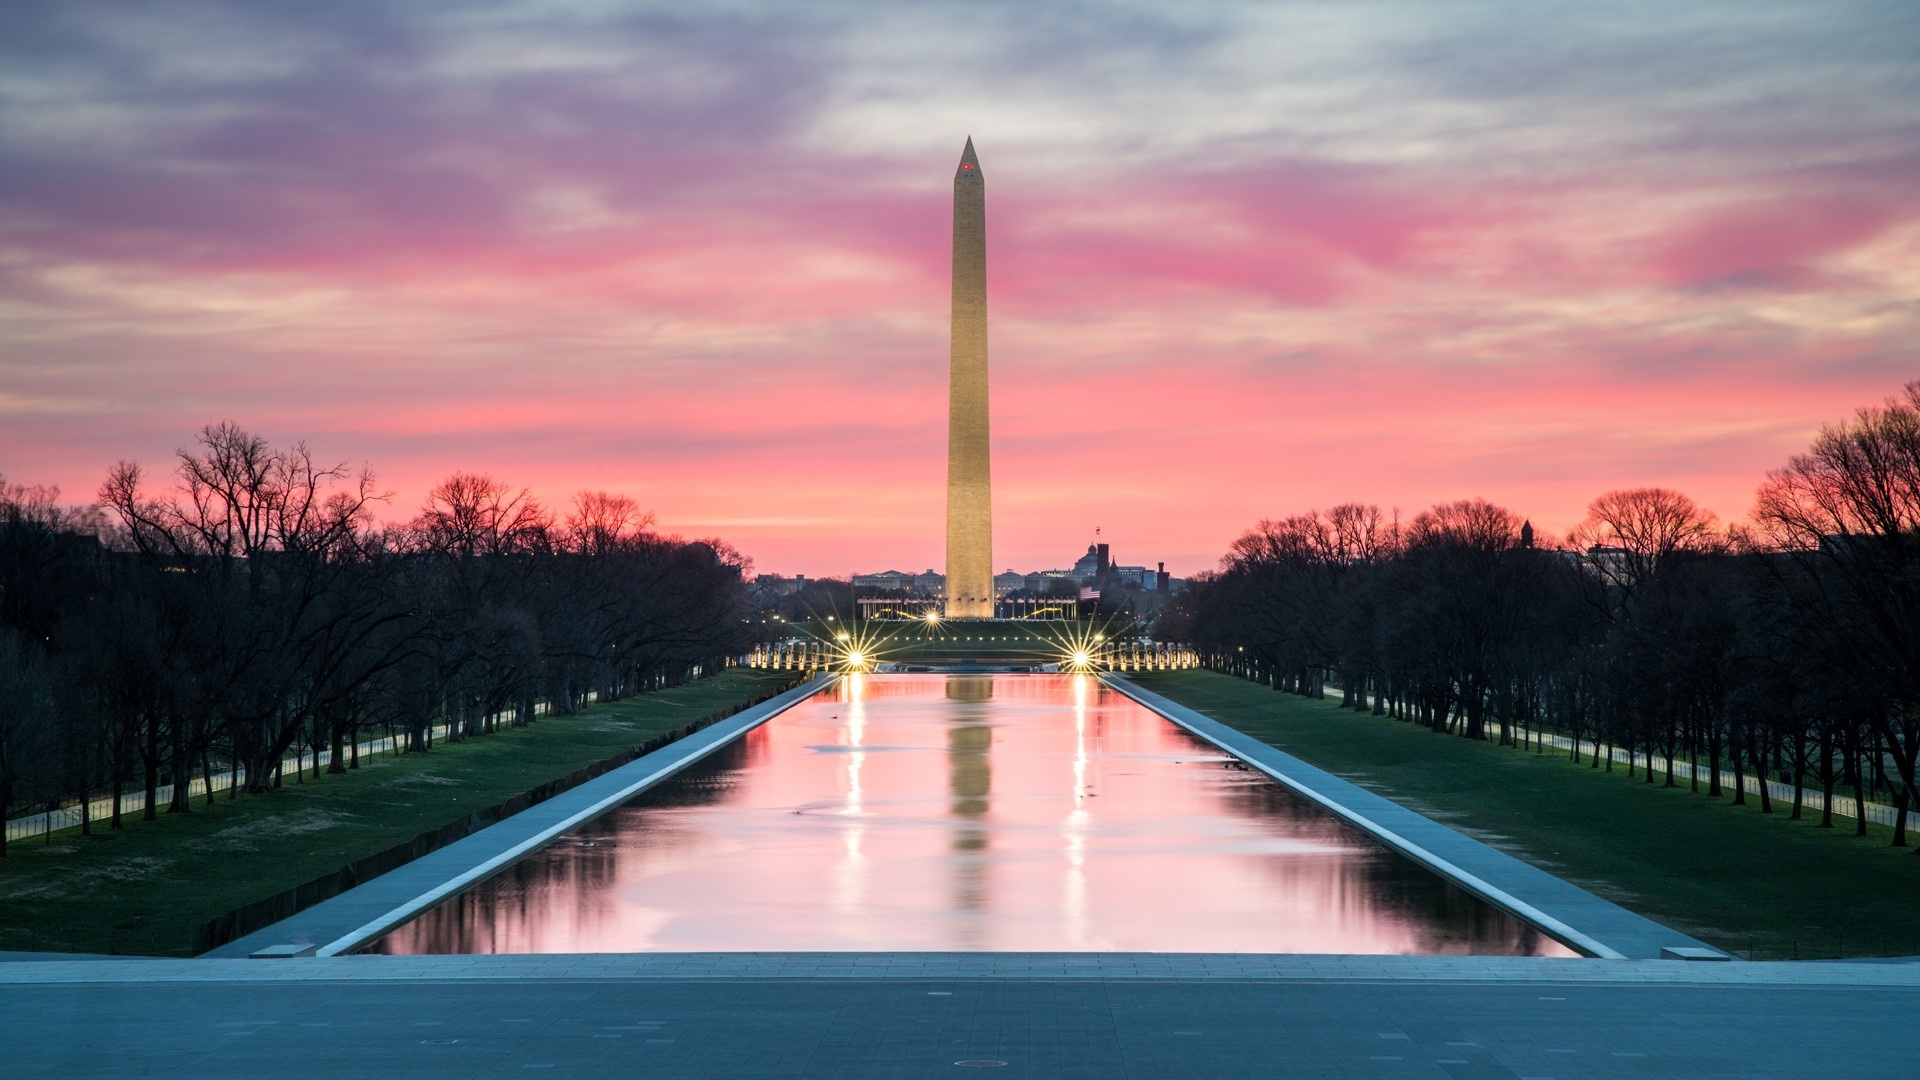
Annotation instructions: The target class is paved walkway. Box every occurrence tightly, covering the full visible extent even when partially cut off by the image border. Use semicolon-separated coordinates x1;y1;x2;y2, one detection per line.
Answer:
3;954;1912;1077
7;952;1919;986
206;675;834;959
1104;676;1715;960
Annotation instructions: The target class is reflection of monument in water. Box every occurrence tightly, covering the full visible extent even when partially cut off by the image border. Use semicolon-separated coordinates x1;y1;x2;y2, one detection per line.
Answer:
944;673;994;703
944;138;994;619
945;674;993;936
945;674;993;829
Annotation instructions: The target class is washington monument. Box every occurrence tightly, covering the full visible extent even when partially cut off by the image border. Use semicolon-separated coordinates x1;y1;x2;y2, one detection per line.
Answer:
945;137;993;619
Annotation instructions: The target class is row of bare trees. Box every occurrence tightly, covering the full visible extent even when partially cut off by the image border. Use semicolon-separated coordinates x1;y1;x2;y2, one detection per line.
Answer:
1160;381;1920;849
0;423;762;855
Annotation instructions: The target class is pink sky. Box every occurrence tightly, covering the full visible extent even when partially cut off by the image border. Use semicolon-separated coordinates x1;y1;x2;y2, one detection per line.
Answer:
3;2;1916;576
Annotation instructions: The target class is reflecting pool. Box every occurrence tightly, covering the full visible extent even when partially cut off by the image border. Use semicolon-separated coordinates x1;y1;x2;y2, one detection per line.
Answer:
369;674;1574;956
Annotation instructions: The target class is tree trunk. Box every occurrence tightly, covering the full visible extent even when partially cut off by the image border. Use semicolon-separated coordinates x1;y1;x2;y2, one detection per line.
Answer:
1819;734;1837;828
1754;729;1772;814
167;722;190;813
1854;744;1869;837
142;759;159;822
1790;736;1806;821
1708;729;1723;797
1890;720;1919;850
1892;788;1910;849
1731;734;1747;807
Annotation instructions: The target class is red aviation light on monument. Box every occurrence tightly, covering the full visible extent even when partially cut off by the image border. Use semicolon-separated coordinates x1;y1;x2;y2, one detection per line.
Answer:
954;137;982;184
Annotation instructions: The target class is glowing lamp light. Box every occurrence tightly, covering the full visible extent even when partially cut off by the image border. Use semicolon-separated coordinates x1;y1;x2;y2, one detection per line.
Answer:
846;651;866;668
1072;651;1091;666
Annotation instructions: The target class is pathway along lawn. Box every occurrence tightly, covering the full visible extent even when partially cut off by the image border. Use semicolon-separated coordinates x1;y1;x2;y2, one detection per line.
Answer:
0;668;796;957
1132;670;1920;961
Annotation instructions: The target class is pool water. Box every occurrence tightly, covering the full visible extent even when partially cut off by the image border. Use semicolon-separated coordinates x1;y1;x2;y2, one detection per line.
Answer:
368;674;1574;956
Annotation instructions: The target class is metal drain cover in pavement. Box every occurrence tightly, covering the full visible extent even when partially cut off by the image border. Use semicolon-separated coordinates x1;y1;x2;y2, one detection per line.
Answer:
954;1061;1008;1068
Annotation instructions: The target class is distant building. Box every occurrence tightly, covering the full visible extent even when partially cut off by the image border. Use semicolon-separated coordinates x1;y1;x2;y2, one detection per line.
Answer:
845;569;945;595
1069;542;1109;582
1581;545;1634;586
852;570;915;591
856;535;1184;606
1013;570;1078;594
752;573;808;596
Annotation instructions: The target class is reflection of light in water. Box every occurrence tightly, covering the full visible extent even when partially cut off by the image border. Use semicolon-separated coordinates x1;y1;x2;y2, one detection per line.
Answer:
834;674;868;921
843;673;866;816
1063;809;1090;946
1064;676;1101;947
1063;676;1092;945
1072;678;1089;802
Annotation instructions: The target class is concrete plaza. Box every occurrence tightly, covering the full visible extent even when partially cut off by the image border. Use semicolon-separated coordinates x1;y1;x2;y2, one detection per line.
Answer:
3;952;1915;1077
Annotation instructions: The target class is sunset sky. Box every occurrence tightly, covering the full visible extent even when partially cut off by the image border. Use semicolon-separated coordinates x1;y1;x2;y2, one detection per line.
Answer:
3;1;1916;577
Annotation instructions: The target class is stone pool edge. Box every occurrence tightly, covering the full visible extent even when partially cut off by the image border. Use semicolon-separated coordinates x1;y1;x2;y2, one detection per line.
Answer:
213;674;836;960
1103;674;1722;961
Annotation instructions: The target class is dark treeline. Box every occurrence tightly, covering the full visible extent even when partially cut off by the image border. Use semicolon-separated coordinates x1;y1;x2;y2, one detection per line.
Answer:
0;423;762;855
1160;382;1920;849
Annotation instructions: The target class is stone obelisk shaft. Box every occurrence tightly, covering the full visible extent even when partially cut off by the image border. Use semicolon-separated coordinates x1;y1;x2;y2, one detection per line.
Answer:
945;138;993;619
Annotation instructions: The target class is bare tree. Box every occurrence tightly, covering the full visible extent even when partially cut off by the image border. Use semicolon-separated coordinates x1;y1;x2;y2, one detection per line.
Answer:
1752;381;1920;847
1570;487;1724;613
98;423;394;796
416;473;550;560
566;491;652;557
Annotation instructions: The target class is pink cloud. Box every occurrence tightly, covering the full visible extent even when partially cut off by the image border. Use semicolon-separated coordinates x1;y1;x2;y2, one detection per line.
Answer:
1649;195;1905;291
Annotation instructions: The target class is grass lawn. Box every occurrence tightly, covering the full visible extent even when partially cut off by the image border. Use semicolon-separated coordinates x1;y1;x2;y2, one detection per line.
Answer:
0;668;799;957
1131;669;1920;960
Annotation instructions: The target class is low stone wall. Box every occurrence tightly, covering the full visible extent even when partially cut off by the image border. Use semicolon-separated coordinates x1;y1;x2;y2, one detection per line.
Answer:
191;679;804;955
